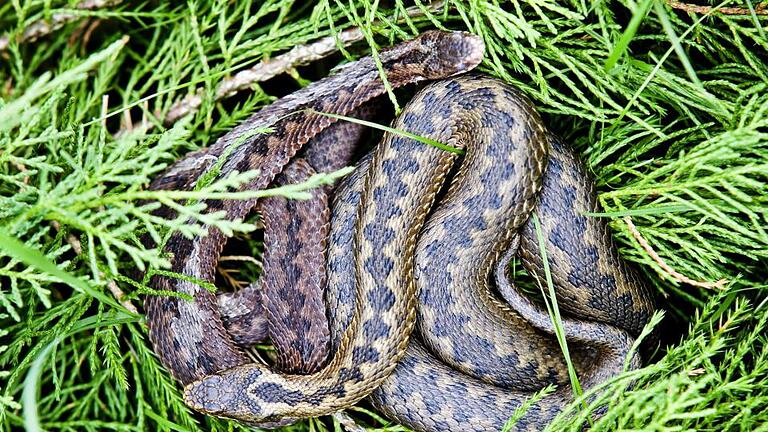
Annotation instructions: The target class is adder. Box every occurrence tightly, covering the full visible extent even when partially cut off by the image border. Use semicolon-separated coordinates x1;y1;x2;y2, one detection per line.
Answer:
144;30;655;431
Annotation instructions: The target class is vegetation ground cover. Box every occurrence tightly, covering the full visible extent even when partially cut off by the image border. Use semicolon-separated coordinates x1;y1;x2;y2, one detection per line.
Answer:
1;1;767;431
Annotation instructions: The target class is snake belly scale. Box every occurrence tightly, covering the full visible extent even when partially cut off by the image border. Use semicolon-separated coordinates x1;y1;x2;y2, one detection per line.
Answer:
145;30;655;430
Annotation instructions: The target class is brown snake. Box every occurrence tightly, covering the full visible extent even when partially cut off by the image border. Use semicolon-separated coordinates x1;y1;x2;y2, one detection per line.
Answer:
144;31;655;431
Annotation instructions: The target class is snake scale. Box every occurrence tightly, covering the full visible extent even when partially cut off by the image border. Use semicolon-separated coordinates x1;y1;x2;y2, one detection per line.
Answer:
144;30;655;431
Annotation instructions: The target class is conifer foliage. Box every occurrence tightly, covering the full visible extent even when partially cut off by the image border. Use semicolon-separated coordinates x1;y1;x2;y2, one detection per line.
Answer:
1;1;767;431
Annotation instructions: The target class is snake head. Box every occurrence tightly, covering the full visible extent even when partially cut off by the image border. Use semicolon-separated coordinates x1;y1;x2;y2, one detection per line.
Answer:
381;30;485;81
183;366;300;426
417;30;485;79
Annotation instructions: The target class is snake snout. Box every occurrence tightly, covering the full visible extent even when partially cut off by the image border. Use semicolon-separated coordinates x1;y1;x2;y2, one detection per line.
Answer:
183;367;272;422
421;31;485;78
455;33;486;72
184;375;234;415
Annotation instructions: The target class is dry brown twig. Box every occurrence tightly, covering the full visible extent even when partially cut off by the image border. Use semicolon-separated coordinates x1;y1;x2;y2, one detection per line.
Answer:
3;0;445;132
623;216;727;290
0;0;123;52
217;255;263;290
668;0;768;15
68;15;105;48
164;1;446;124
163;26;367;124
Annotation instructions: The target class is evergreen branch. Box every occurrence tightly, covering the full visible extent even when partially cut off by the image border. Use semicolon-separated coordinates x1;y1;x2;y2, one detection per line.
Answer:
624;216;728;289
0;36;128;133
51;220;137;314
0;228;125;312
0;0;123;52
1;1;767;431
668;0;768;15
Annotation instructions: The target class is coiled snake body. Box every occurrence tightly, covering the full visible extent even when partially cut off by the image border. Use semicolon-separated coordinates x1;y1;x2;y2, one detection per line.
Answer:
145;30;655;431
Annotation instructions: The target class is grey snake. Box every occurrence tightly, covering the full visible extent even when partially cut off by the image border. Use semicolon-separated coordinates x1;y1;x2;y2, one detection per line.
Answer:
143;30;655;431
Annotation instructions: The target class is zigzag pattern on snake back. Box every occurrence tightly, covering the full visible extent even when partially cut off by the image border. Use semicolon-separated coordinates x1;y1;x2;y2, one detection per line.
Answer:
202;130;652;432
143;30;485;423
313;78;651;431
368;132;648;432
145;31;656;431
411;84;655;389
182;75;655;430
217;104;380;370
